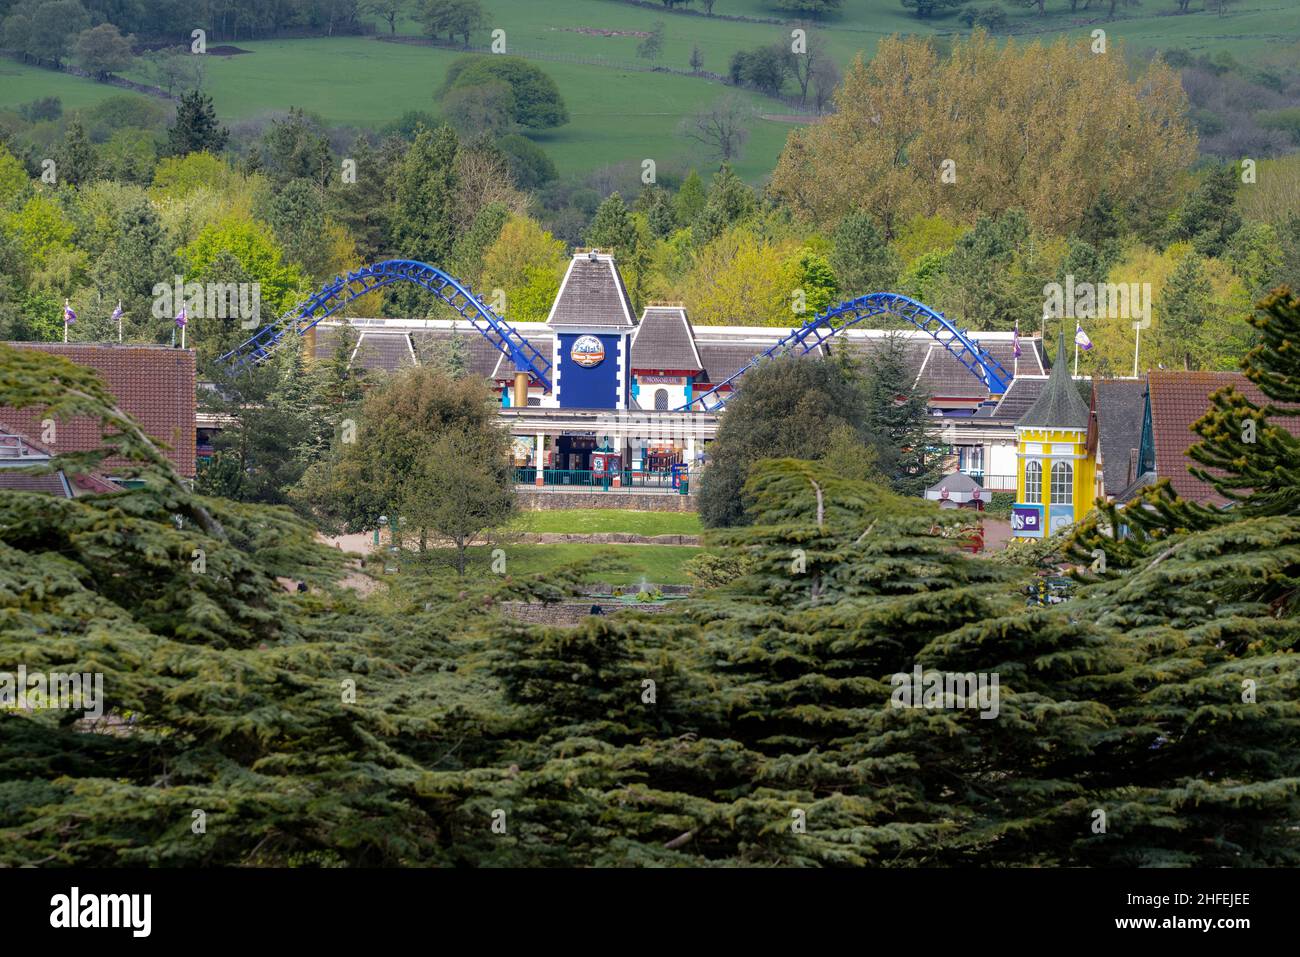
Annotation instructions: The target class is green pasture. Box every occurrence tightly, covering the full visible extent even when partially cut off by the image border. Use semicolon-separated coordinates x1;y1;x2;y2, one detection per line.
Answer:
2;0;1296;183
114;36;800;181
0;60;138;113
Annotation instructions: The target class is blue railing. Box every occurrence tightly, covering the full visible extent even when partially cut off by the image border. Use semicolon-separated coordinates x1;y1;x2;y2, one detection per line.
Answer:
513;468;679;488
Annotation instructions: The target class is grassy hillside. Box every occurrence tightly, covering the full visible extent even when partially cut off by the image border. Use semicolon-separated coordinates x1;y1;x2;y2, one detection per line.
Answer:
1;0;1298;183
0;60;142;112
113;36;797;182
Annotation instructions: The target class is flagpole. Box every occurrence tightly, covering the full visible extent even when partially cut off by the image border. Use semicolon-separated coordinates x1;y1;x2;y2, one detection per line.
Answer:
1133;324;1140;378
1073;337;1078;377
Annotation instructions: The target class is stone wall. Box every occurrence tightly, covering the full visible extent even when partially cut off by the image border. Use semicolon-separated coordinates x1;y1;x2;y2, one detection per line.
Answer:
500;601;675;626
517;489;696;512
515;532;699;545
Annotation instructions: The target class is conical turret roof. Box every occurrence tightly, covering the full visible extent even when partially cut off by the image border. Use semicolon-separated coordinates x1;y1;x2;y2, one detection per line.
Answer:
1017;333;1090;430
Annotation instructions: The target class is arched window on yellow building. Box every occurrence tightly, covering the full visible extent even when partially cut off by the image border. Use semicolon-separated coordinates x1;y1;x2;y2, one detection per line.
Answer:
1025;460;1043;503
1051;462;1073;504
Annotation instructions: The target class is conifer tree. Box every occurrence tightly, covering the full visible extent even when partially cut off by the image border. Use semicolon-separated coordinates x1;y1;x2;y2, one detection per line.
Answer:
693;163;756;244
0;343;567;866
857;334;944;496
388;124;460;316
830;211;898;296
164;90;229;158
1187;288;1300;518
674;169;707;226
1161;251;1214;370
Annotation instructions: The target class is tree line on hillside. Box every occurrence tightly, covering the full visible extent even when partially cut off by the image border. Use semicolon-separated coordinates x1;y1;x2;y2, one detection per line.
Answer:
2;31;1294;368
2;289;1297;866
1;0;371;52
0;31;1294;384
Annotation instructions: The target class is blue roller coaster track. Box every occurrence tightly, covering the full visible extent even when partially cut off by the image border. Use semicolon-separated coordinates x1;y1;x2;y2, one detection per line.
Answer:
677;292;1014;413
222;263;1012;413
218;259;553;390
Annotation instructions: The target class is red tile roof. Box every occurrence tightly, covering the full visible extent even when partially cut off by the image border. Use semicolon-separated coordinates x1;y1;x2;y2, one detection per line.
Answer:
0;344;196;478
1148;371;1300;505
0;471;71;496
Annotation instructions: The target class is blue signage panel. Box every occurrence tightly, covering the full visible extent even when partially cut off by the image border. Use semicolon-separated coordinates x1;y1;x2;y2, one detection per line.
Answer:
1048;505;1074;535
1011;503;1044;538
557;333;623;409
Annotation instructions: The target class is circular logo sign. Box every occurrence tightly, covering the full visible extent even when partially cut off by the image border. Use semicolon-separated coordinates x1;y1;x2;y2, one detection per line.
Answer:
570;335;605;368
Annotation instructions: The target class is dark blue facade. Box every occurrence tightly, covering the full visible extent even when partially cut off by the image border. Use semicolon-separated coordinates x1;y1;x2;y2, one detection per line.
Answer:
556;332;626;409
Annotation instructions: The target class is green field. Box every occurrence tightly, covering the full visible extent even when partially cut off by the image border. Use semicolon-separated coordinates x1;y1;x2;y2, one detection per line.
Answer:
2;0;1297;182
511;508;701;535
130;35;797;182
0;60;146;112
428;541;703;584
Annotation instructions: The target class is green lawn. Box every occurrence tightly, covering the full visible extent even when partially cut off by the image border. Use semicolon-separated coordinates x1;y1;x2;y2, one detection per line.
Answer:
511;508;701;535
422;541;703;584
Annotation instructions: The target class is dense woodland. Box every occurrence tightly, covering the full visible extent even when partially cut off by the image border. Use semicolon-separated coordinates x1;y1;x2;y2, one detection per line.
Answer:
1;289;1298;865
2;0;1299;868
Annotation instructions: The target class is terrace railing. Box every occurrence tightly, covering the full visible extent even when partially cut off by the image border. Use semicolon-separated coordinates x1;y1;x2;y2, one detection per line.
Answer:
512;468;682;490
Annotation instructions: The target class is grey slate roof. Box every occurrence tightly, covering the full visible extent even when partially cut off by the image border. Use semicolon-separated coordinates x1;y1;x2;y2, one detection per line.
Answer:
833;337;929;385
1017;338;1091;429
926;471;983;495
832;335;1037;400
410;328;503;378
547;253;635;328
353;332;415;372
1094;379;1147;492
1116;469;1157;503
694;340;828;385
631;307;702;372
992;376;1048;419
695;341;763;384
311;324;342;361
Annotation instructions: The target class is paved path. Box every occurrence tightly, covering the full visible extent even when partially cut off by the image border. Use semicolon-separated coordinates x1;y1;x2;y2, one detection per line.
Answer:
318;532;381;555
980;518;1014;551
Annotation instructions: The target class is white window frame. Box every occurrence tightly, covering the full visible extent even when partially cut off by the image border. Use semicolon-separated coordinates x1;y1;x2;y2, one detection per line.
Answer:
1025;460;1043;503
1051;461;1073;505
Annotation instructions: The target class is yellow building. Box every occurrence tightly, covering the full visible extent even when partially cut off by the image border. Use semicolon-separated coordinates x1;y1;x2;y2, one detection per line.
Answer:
1012;338;1099;538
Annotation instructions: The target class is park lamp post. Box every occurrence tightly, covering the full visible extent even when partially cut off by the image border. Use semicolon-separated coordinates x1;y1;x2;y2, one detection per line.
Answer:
375;515;388;548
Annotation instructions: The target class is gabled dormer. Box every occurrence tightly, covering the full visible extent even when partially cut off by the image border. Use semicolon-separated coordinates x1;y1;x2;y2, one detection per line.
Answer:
630;304;702;411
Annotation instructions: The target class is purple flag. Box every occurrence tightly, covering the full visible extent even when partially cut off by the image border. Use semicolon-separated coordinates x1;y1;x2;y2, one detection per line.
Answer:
63;301;77;325
1074;322;1093;352
175;305;187;328
111;302;123;322
1012;320;1022;359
